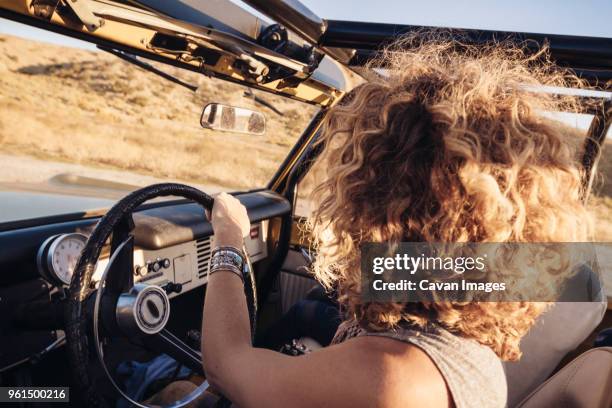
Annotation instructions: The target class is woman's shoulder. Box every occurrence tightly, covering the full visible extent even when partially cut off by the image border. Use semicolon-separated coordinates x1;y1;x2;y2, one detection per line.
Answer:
333;320;507;408
326;332;453;407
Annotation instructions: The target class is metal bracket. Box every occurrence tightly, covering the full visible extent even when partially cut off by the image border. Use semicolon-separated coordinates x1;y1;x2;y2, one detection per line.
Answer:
30;0;60;20
221;43;269;83
64;0;104;32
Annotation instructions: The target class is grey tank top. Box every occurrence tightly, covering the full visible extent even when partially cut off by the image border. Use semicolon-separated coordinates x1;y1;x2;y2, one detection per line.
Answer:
332;320;507;408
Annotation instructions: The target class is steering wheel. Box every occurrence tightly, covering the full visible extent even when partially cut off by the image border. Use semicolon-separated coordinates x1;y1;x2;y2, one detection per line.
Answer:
65;183;257;407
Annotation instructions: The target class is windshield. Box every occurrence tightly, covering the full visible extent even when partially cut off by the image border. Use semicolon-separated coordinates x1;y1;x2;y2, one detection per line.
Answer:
0;24;317;224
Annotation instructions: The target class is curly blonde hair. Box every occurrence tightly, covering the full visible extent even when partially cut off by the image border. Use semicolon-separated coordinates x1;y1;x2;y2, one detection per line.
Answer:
309;34;594;361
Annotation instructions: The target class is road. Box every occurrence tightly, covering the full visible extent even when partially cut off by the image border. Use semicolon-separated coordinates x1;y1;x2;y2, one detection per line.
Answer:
0;152;221;222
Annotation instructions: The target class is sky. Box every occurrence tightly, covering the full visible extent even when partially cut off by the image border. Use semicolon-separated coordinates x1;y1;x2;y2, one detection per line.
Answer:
0;0;609;132
301;0;612;38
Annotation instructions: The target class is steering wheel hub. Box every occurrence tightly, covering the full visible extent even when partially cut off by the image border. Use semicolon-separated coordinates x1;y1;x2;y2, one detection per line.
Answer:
116;284;170;335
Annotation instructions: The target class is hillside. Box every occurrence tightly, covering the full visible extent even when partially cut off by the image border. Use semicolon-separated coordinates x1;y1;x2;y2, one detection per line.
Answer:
0;34;316;190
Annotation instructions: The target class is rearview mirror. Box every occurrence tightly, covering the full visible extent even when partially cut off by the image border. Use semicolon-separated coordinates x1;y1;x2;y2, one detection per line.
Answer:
200;103;265;135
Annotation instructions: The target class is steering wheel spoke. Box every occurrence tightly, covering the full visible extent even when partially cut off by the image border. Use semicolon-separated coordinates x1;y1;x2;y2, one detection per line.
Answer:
143;329;204;374
105;235;135;295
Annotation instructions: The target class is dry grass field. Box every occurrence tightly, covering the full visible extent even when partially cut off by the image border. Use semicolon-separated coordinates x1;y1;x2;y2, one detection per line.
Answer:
0;34;316;190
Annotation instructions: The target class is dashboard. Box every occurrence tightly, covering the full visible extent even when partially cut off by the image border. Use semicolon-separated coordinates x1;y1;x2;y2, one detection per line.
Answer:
0;190;291;371
36;221;268;298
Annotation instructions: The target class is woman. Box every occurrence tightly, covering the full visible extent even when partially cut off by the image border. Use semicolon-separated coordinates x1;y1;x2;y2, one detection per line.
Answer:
198;36;591;408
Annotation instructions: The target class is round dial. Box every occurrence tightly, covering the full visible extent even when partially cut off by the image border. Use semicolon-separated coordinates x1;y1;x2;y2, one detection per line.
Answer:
37;233;88;286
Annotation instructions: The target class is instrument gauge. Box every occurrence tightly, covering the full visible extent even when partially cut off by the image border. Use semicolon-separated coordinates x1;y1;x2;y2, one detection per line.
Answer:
37;233;88;286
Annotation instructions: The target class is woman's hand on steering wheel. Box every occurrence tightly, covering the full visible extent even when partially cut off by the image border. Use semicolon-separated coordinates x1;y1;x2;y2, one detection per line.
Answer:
208;192;250;248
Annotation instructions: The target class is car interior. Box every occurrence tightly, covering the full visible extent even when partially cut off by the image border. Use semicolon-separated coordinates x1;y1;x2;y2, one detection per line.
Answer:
0;0;611;407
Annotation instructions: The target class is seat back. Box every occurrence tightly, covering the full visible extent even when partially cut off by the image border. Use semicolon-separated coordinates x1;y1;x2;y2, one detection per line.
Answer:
517;347;612;408
504;301;607;406
504;263;607;406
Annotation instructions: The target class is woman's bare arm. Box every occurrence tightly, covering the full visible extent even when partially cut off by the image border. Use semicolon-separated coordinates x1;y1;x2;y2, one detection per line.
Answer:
201;193;449;408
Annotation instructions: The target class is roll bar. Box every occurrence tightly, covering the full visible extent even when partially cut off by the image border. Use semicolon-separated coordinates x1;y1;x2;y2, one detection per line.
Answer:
320;20;612;84
244;0;611;84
